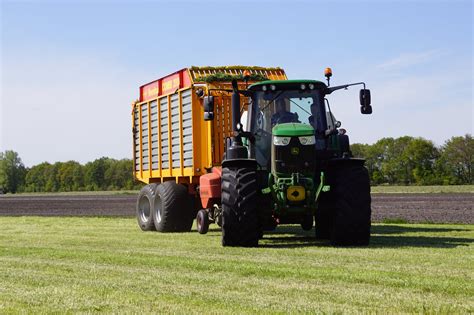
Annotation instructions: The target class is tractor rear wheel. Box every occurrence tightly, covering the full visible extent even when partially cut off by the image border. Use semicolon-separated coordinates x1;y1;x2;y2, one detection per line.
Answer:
330;164;371;246
221;167;259;247
301;214;314;231
136;184;158;231
153;181;194;232
315;191;332;239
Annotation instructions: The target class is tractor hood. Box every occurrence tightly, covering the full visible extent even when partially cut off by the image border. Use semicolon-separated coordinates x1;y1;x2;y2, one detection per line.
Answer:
272;123;314;136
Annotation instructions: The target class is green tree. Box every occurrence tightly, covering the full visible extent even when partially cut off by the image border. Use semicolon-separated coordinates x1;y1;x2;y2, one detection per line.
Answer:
44;162;61;192
104;159;135;190
439;134;474;184
84;157;113;190
57;161;83;191
351;137;439;185
404;138;439;185
0;150;26;193
368;137;401;184
350;143;368;159
24;162;51;192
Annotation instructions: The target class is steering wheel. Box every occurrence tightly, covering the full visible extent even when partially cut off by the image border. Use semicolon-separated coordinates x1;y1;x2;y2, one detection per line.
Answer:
275;113;299;125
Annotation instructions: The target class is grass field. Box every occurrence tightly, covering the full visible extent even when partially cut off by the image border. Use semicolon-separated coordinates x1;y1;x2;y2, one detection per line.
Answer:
0;217;473;314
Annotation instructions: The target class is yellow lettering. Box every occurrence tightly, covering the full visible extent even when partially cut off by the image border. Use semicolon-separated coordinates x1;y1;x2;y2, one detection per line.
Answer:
172;77;180;88
163;80;172;91
144;86;158;99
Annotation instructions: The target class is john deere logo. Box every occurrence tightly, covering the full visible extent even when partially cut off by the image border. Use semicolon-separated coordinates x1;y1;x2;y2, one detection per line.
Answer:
291;147;299;155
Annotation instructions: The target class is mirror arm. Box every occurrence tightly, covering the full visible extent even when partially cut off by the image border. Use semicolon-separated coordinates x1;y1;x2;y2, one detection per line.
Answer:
325;82;366;95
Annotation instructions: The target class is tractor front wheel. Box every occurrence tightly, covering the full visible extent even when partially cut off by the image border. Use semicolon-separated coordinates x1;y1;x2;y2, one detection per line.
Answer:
196;209;210;234
221;167;259;247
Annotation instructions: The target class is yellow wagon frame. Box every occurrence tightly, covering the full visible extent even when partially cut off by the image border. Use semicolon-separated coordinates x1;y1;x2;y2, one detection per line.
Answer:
132;66;287;185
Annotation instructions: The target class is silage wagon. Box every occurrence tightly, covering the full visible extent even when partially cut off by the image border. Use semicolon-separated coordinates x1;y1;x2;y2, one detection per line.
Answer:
132;65;373;247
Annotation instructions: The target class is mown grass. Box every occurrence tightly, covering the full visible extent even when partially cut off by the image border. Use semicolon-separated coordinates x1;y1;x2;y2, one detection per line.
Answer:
371;185;474;194
0;217;472;314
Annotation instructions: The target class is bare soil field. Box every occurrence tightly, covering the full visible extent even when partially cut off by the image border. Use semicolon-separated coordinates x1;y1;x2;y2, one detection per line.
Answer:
370;193;473;224
0;193;472;224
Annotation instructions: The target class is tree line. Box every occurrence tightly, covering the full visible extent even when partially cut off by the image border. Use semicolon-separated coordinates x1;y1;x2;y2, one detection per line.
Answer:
351;134;473;185
0;156;141;193
0;134;472;193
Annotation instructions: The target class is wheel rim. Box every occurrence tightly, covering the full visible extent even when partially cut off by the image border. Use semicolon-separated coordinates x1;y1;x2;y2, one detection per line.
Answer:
138;195;151;222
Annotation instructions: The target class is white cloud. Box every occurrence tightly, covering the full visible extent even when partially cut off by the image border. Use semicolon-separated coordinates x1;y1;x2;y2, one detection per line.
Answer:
376;49;444;71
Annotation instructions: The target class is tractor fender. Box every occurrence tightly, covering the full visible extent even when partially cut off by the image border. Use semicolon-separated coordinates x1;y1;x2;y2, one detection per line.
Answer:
327;157;365;168
221;158;258;169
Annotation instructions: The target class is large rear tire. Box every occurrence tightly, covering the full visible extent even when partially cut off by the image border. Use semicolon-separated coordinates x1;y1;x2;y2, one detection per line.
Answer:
330;165;371;246
301;214;314;231
315;191;332;239
221;167;259;247
136;184;158;231
153;181;194;232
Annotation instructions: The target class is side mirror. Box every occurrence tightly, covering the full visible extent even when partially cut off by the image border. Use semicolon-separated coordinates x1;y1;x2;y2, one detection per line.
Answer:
359;89;371;106
361;105;373;114
203;96;214;121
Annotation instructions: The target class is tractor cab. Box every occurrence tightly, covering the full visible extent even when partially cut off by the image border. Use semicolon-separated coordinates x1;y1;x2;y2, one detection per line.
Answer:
237;80;331;224
243;80;334;169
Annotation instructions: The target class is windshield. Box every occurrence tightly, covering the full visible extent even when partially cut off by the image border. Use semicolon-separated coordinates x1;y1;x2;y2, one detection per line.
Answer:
249;90;323;133
248;89;325;168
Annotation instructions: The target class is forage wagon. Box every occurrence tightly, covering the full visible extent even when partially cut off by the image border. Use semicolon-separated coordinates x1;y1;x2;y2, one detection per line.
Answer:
132;65;373;246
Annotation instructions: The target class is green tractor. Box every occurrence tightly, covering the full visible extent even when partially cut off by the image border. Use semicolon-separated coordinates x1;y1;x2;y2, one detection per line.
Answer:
213;69;373;247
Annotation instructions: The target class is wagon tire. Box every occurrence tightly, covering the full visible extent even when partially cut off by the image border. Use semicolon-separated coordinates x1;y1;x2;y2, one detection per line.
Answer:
136;184;158;231
153;181;194;232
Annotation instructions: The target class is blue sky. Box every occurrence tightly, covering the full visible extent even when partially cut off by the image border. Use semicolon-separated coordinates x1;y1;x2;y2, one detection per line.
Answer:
1;0;472;166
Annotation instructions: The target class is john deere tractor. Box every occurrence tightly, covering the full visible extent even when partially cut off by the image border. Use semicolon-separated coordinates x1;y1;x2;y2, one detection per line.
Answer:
210;69;373;247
